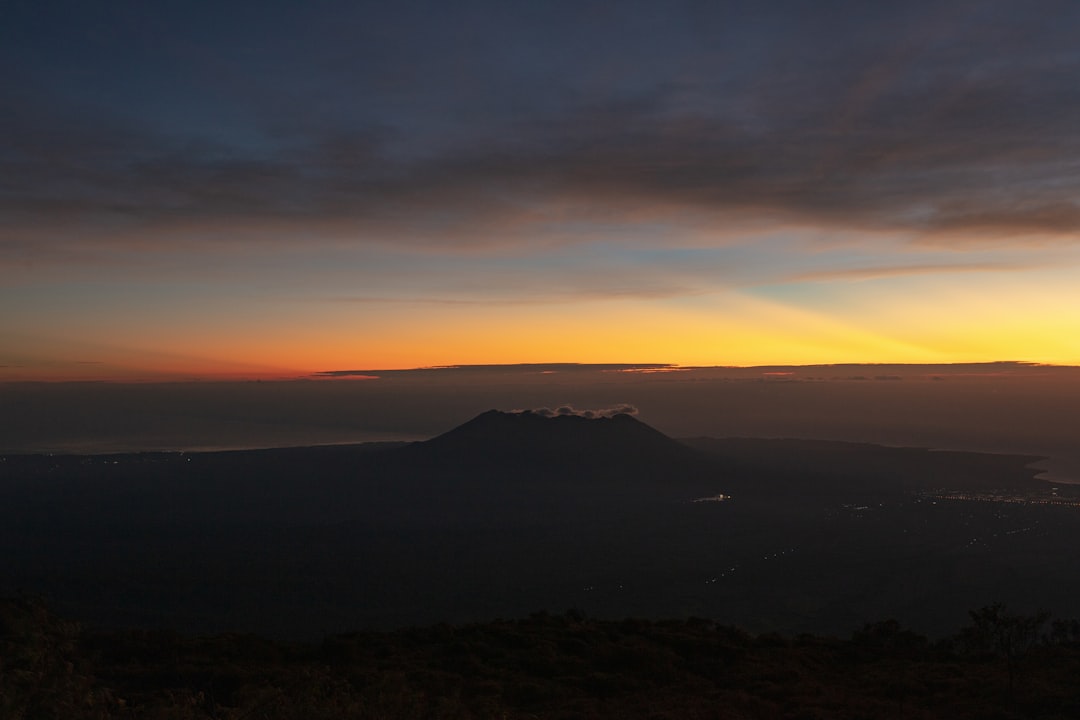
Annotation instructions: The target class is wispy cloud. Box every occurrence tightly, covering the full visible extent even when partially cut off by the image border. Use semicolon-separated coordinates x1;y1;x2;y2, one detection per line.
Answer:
786;261;1044;283
320;285;699;305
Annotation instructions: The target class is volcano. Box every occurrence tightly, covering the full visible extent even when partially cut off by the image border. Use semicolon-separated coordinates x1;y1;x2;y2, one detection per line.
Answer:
402;409;710;479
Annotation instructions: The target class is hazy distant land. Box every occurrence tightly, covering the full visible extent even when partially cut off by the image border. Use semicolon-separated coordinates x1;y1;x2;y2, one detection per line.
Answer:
3;408;1078;642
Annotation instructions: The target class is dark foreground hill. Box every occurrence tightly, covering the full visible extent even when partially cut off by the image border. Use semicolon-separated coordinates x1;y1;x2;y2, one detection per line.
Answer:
0;410;1076;639
6;596;1080;720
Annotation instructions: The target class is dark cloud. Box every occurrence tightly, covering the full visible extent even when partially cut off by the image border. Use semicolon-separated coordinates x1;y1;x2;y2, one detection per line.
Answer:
4;1;1080;259
314;364;672;378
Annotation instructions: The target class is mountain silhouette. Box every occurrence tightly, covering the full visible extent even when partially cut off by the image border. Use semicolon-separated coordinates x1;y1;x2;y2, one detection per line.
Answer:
401;409;710;480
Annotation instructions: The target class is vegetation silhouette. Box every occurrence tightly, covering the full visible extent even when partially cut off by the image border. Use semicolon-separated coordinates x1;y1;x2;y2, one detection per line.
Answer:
4;597;1080;719
959;603;1051;702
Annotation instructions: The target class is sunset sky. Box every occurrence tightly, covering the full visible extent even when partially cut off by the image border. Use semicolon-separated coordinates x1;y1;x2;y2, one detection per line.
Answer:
4;1;1080;380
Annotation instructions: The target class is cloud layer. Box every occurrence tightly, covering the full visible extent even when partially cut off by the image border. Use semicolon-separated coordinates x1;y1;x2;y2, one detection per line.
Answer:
4;0;1080;264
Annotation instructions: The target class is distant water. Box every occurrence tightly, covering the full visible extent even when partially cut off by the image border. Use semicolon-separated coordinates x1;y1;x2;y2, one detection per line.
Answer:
0;432;426;456
1028;456;1080;485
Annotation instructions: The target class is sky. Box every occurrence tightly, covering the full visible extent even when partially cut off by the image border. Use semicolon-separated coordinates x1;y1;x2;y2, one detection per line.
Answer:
4;0;1080;380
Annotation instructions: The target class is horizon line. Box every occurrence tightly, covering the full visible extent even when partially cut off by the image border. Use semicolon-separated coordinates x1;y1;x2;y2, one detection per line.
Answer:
4;359;1077;385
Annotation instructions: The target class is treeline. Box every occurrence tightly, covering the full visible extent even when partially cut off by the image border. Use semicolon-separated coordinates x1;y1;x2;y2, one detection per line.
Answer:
3;598;1080;719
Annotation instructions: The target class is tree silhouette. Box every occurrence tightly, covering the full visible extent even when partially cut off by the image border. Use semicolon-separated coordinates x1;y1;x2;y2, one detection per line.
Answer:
961;603;1050;701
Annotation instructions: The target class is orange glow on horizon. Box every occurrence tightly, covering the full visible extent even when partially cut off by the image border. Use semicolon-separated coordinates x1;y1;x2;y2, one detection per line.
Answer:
5;267;1080;382
6;306;1079;382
